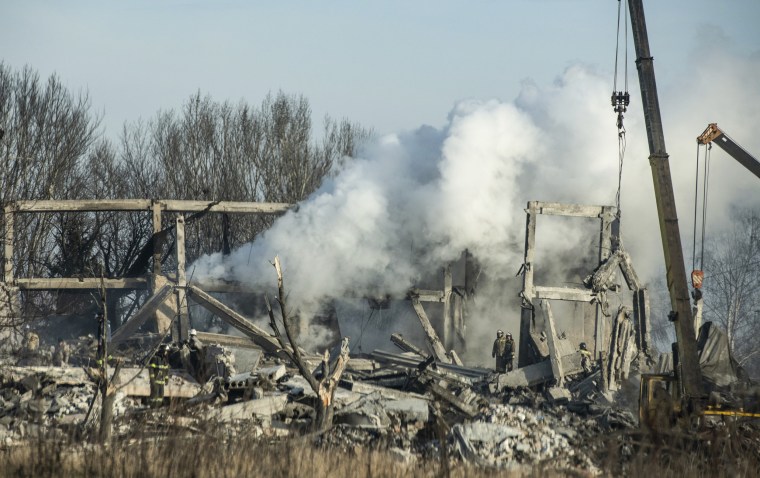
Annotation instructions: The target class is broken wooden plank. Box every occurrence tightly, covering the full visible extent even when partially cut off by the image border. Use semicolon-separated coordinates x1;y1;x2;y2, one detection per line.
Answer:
111;284;175;343
411;298;451;363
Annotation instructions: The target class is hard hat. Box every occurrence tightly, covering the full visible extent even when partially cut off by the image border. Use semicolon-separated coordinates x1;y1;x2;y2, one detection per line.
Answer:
189;329;197;336
506;332;512;337
580;342;587;349
497;330;504;336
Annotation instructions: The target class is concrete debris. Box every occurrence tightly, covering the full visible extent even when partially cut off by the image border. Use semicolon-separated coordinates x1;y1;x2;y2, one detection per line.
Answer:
207;394;288;423
335;391;429;429
452;404;601;473
0;326;650;474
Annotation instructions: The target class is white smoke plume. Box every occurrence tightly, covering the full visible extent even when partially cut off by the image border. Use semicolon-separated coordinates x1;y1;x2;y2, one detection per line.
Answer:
192;29;759;365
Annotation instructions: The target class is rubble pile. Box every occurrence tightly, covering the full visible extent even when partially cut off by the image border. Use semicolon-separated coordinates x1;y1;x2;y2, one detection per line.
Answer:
0;333;651;474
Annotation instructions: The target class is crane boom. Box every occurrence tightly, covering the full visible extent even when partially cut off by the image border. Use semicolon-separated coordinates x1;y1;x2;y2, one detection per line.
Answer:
627;0;703;400
697;123;760;180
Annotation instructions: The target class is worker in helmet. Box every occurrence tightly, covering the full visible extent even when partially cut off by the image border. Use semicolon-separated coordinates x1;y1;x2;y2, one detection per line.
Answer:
148;344;170;408
492;330;515;373
579;342;593;374
187;328;205;382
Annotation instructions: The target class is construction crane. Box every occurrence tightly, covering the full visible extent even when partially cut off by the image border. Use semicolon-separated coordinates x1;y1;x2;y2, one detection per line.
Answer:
697;123;760;180
627;0;704;409
629;1;760;426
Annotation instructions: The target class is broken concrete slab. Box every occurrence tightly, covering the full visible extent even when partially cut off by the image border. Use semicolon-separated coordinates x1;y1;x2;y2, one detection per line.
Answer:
335;392;429;429
207;394;288;422
546;386;571;404
370;349;490;380
495;352;585;391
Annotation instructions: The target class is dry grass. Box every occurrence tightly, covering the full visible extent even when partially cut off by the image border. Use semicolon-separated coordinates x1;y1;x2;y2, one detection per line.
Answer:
0;433;518;478
2;416;760;478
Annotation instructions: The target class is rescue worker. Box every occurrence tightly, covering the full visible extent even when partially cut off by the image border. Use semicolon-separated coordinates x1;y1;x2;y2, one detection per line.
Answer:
25;328;40;353
148;345;170;408
53;338;70;367
187;329;205;382
95;312;111;367
579;342;593;374
492;330;515;373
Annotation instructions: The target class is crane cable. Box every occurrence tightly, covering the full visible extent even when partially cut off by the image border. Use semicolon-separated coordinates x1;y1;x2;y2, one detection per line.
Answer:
692;142;711;286
612;0;630;219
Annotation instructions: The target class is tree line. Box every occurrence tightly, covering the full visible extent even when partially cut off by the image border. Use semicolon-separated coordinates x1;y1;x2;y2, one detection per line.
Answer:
0;63;372;327
649;206;760;377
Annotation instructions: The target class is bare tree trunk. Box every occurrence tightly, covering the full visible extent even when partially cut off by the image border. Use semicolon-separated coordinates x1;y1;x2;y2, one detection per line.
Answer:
266;256;348;432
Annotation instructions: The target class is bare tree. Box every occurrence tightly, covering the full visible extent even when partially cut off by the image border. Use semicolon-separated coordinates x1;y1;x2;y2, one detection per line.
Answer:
702;207;760;374
119;91;372;267
0;64;101;324
266;256;348;432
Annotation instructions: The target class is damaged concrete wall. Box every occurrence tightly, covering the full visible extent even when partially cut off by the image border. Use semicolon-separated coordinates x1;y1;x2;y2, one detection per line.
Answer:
516;201;651;392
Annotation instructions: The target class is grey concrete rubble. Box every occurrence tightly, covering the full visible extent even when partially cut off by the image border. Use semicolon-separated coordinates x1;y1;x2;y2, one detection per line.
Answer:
0;325;647;474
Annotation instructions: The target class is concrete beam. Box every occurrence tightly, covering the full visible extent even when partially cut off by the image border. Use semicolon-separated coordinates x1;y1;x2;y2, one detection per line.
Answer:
411;298;450;363
111;284;174;343
15;277;150;290
184;285;282;356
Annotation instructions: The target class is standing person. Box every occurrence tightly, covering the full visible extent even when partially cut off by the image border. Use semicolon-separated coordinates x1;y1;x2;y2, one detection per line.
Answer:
187;329;205;382
492;330;509;373
53;338;70;367
504;332;515;372
25;327;39;353
148;345;170;408
579;342;593;374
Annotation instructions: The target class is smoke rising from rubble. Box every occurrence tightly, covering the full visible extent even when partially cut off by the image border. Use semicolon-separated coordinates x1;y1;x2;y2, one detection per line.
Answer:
192;31;759;363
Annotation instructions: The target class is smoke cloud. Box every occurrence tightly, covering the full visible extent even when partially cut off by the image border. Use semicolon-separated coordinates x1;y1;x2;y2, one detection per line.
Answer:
192;29;759;365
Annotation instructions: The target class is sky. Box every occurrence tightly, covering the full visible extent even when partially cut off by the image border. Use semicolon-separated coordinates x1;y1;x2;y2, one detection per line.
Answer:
3;1;760;361
2;1;758;137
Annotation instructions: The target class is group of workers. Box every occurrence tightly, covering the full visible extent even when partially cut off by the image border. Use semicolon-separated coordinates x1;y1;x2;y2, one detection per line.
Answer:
20;328;70;367
148;328;206;407
492;330;595;375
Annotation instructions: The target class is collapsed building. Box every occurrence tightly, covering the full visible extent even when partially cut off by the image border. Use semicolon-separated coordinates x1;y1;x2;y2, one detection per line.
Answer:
0;201;748;470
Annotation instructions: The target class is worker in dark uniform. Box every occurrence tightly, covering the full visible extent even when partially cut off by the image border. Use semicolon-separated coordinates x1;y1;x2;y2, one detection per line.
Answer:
149;345;170;408
492;330;515;373
579;342;593;374
504;332;515;371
